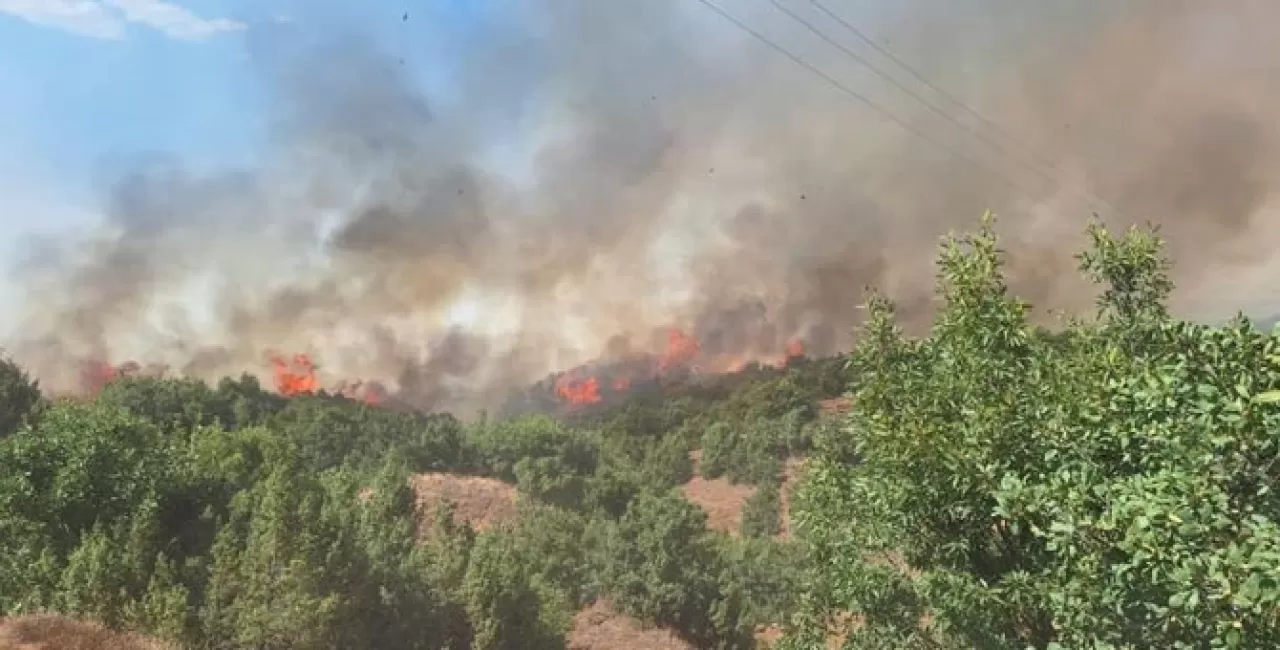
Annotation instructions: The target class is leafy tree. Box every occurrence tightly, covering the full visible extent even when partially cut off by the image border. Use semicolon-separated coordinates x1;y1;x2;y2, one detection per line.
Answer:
786;215;1280;649
699;418;786;486
715;536;805;633
0;402;173;556
467;415;597;482
0;356;41;437
97;376;231;437
598;490;754;648
462;527;573;650
741;482;781;539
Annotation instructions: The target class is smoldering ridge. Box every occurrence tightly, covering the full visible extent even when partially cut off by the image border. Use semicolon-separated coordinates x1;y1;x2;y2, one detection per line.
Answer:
6;0;1280;415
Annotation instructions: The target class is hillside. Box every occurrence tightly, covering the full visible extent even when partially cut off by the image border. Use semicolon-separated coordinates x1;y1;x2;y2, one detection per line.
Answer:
4;220;1280;648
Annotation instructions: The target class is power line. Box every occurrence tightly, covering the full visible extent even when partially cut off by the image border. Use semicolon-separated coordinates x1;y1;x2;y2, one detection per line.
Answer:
765;0;1116;216
807;0;1063;179
691;0;1045;203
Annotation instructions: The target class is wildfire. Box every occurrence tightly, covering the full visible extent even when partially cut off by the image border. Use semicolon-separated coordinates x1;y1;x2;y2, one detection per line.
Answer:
266;352;384;405
268;352;319;396
77;360;150;395
786;339;805;359
63;327;805;412
658;328;700;373
547;326;809;410
555;370;603;406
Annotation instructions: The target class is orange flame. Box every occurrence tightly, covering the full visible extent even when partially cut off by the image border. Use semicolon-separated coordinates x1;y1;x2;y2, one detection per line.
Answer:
658;328;699;373
266;351;385;405
268;352;319;396
785;339;805;359
548;327;811;409
555;370;602;406
79;360;141;395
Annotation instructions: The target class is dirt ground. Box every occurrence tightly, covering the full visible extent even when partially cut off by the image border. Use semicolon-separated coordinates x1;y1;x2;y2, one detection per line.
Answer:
0;616;169;650
681;450;805;539
680;450;757;535
409;472;520;532
566;601;693;650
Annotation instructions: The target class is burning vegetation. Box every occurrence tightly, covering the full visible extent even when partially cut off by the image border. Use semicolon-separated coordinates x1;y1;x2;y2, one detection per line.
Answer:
71;325;806;415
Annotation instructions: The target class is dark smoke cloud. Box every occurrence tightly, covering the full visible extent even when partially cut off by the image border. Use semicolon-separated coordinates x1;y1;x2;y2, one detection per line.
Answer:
7;0;1280;414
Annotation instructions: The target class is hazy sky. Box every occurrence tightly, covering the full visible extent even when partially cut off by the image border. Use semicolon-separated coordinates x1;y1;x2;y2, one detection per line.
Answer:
0;1;496;333
0;0;498;227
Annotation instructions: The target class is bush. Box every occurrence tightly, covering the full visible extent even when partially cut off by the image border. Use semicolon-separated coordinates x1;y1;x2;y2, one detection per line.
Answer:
597;490;755;648
785;216;1280;649
740;483;781;539
0;356;41;437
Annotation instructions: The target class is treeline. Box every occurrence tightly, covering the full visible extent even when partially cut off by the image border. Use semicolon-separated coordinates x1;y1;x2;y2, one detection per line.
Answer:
0;336;844;648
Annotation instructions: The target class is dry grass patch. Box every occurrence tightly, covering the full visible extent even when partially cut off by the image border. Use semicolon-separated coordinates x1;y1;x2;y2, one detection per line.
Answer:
409;472;519;532
682;450;805;538
681;450;756;535
0;616;170;650
566;601;692;650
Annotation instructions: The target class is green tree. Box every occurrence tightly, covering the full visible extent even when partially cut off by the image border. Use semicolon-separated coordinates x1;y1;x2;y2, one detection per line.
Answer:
785;215;1280;649
0;356;42;437
462;527;572;650
741;482;781;539
598;490;753;648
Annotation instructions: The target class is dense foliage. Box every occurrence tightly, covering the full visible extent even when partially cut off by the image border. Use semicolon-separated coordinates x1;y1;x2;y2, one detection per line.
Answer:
5;215;1278;649
782;215;1280;649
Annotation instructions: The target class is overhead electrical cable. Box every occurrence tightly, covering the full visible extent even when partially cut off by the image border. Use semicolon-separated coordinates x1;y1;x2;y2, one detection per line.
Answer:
809;0;1065;175
691;0;1047;203
765;0;1120;217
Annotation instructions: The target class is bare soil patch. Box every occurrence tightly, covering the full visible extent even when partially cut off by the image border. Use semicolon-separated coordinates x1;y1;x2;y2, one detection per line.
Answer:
681;450;757;535
682;451;805;538
0;616;169;650
566;601;692;650
818;396;852;416
409;472;520;532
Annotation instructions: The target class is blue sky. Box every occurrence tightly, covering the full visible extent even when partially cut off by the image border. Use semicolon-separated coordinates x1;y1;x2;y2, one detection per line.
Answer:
0;0;487;239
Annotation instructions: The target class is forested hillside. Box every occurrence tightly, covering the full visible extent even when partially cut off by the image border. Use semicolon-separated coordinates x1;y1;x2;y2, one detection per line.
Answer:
4;217;1280;649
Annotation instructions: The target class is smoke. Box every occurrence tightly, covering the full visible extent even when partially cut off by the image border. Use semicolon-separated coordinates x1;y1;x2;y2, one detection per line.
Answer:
6;0;1280;414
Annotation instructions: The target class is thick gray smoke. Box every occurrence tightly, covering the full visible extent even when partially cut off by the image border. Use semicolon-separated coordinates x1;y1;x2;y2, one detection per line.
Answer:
6;0;1280;413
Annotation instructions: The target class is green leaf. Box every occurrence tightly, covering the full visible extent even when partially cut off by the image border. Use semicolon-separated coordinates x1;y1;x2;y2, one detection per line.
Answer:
1253;390;1280;404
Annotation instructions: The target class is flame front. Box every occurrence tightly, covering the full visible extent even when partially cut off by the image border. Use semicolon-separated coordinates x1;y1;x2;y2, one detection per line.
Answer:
658;328;700;373
555;370;603;406
266;352;385;405
78;360;142;395
269;352;319;396
63;326;803;411
546;326;807;410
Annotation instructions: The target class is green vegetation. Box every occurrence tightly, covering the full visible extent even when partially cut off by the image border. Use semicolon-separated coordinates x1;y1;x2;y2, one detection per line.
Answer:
741;482;782;539
0;321;833;648
5;214;1280;649
780;216;1280;649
